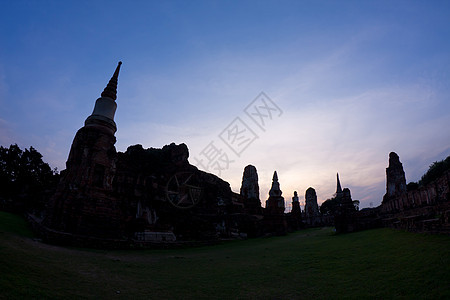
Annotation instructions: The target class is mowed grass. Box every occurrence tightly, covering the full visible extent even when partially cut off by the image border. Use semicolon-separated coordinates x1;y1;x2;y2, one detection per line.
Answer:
1;211;449;299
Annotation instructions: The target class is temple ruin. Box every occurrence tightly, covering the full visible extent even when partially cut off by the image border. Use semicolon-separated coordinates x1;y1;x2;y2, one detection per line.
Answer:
384;152;407;201
28;64;450;248
240;165;262;215
32;63;296;247
287;191;303;230
264;171;288;234
36;63;237;245
304;187;320;226
380;152;450;233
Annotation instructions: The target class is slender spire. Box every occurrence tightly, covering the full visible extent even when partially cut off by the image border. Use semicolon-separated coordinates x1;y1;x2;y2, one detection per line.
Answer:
269;170;282;197
101;61;122;100
336;173;342;194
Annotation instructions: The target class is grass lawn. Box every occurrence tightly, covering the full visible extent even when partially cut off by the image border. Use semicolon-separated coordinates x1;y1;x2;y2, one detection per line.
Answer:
1;211;449;299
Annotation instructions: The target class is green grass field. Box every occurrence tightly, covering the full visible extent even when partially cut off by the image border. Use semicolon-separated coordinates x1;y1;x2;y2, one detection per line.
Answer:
1;211;449;299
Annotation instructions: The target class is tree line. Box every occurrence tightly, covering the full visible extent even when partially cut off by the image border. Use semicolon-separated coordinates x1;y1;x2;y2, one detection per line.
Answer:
407;155;450;191
0;144;59;214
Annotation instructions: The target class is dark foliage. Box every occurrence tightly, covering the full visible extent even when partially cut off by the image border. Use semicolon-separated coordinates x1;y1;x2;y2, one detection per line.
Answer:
406;182;419;191
0;144;59;213
404;156;450;189
419;156;450;186
320;197;338;215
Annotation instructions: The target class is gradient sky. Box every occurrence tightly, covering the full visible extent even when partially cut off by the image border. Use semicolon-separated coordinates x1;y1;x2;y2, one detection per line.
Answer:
1;0;450;209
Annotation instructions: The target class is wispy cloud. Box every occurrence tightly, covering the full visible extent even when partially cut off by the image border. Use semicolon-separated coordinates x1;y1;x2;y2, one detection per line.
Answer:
183;60;450;208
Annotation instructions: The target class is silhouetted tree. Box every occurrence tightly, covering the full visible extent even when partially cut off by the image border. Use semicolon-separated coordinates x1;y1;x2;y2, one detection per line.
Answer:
0;144;59;213
320;197;338;215
406;182;419;191
418;156;450;186
352;200;360;211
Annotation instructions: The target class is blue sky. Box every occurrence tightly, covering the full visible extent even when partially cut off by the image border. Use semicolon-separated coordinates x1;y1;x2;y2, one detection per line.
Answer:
1;0;449;209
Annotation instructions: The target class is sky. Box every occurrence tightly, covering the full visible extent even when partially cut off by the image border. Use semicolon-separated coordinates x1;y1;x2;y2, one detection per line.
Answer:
1;0;450;210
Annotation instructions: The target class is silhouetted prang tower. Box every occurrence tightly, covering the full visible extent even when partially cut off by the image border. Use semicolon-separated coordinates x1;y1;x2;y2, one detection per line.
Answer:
240;164;262;215
264;171;287;234
304;187;320;226
265;171;285;214
44;62;124;238
288;190;303;230
333;173;356;233
383;152;407;203
291;191;301;215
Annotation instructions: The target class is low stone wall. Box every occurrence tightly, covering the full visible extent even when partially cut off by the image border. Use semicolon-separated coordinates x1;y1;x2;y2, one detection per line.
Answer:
381;204;450;234
354;208;383;231
27;214;221;249
134;231;176;242
27;214;130;249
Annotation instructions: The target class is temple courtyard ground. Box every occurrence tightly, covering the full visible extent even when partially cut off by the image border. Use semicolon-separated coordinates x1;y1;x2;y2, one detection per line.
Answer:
1;211;449;299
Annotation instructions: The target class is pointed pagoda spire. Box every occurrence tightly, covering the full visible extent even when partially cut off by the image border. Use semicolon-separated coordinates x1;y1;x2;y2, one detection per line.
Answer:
84;62;122;133
101;61;122;100
273;171;278;182
336;173;343;194
269;170;282;197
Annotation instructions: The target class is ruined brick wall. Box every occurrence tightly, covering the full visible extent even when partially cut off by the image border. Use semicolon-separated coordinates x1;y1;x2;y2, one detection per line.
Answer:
44;126;123;238
381;170;450;214
114;143;234;240
44;140;236;241
380;170;450;232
